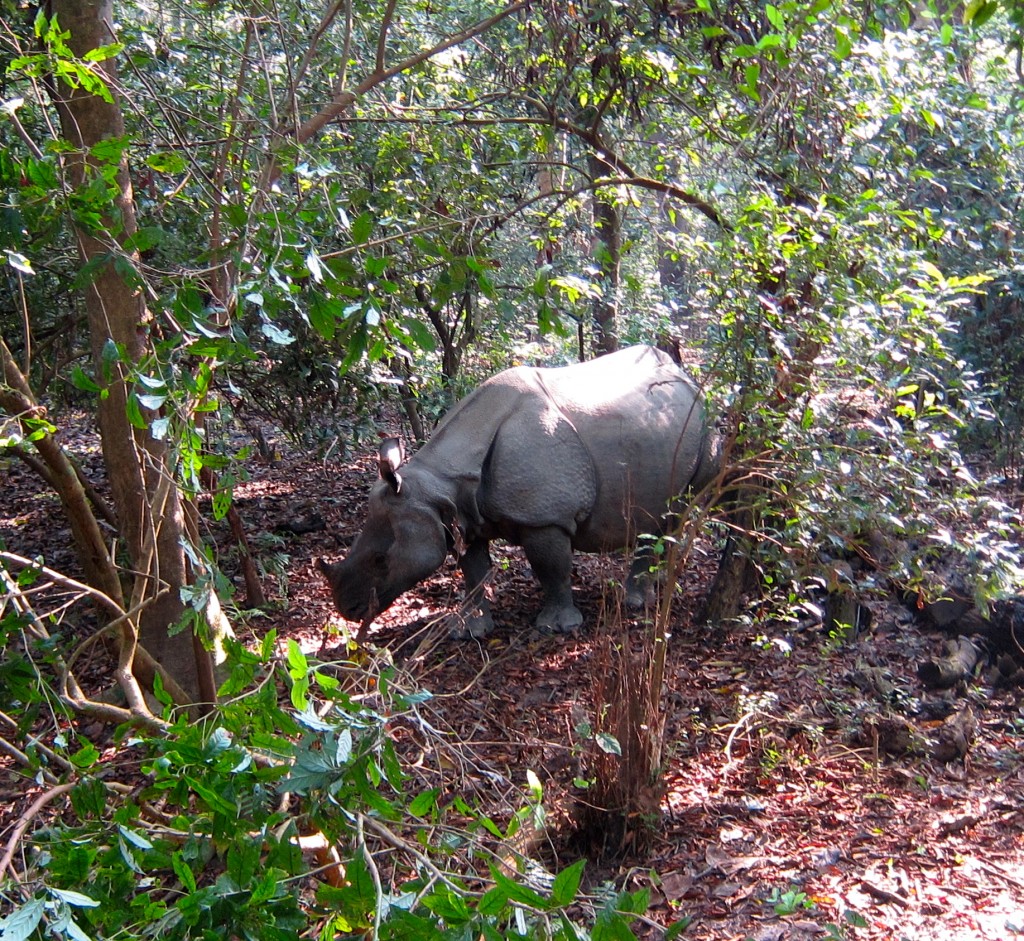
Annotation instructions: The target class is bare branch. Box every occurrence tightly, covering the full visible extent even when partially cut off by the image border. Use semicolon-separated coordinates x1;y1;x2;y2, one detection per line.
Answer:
288;1;528;149
0;783;76;883
376;0;399;75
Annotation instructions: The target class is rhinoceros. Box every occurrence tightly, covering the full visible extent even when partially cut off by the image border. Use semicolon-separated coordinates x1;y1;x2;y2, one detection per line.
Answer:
319;344;717;638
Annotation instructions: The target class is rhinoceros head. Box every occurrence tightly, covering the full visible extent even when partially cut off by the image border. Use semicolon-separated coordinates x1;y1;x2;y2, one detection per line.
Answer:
319;439;451;623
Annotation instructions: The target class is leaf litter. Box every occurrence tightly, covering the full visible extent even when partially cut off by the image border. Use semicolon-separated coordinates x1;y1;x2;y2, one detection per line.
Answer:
1;422;1023;941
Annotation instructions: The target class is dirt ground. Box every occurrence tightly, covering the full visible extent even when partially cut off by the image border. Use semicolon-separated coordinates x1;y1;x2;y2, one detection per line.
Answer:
2;423;1023;941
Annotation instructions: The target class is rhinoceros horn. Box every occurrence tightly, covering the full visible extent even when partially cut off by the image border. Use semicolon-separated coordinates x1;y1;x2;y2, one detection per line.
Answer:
378;436;405;493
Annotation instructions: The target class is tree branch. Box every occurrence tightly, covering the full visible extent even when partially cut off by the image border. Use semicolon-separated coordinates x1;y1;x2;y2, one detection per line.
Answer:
0;783;76;883
287;2;528;149
376;0;398;75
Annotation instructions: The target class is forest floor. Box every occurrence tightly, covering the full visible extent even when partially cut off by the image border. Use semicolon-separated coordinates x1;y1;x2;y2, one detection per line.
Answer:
2;419;1023;941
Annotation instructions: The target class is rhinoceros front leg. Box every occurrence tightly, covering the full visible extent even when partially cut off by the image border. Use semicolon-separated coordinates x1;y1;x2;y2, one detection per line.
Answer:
453;538;495;639
521;526;583;633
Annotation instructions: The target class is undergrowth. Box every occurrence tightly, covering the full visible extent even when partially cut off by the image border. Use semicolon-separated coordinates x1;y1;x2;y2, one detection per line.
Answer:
0;622;680;941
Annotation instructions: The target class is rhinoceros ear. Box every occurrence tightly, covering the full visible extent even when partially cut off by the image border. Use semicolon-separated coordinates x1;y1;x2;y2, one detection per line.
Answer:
378;436;405;493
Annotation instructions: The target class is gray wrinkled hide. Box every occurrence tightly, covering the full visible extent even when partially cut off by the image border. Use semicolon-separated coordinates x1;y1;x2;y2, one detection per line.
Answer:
320;345;717;638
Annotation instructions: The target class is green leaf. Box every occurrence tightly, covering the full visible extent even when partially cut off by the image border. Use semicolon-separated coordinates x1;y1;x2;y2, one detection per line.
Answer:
125;226;164;254
83;42;124;62
399;316;437;352
742;63;760;100
490;867;550;910
172;850;198;893
595;732;622;756
408;788;439;818
309;294;342;341
422;886;471;923
966;1;998;28
125;392;147;430
290;675;310;711
477;886;508;916
100;337;121;384
145;151;188;174
286;639;308;677
118;824;154;850
71;741;100;770
71;366;101;393
0;897;45;941
49;888;100;908
212;486;232;521
833;27;852;60
526;768;543;802
664;915;694;940
550;858;586;907
351;211;374;245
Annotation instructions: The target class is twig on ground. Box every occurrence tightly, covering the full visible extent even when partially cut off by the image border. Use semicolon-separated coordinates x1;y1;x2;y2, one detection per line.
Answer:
0;782;76;883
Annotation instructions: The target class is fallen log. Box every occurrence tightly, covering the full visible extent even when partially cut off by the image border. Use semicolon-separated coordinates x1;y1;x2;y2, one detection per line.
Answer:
917;637;981;689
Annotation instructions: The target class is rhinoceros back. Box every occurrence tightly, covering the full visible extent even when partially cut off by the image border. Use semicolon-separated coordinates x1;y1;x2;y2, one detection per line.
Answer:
535;347;708;549
418;346;709;550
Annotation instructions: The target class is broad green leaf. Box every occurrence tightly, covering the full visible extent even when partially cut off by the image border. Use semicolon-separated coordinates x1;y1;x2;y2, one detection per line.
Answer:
83;42;124;62
742;63;760;101
965;0;998;28
351;211;374;245
833;27;852;60
290;675;310;711
49;888;100;908
409;788;440;818
400;317;437;352
309;294;341;340
664;915;694;940
490;867;550;910
172;851;198;894
118;824;154;850
550;858;586;907
145;151;188;174
477;885;508;916
595;732;621;756
71;366;101;393
0;898;45;941
125;392;147;430
286;639;308;677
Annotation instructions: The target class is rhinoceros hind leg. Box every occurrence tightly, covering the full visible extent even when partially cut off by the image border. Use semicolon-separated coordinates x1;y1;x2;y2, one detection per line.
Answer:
521;527;582;633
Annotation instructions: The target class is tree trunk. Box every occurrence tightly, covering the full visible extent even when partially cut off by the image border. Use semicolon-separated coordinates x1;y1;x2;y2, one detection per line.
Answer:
46;0;212;701
1;336;123;606
588;152;621;356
